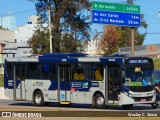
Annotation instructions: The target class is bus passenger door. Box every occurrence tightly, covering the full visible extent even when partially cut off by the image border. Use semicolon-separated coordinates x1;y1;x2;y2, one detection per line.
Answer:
13;64;26;100
106;65;121;104
58;65;71;102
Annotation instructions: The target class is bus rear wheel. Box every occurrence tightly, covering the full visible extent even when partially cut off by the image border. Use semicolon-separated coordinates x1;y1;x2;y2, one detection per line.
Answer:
33;91;44;106
95;93;105;109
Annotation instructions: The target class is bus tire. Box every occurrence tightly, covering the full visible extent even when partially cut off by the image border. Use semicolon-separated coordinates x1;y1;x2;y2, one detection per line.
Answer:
122;104;133;109
33;91;44;106
151;103;158;109
95;93;105;109
92;95;96;108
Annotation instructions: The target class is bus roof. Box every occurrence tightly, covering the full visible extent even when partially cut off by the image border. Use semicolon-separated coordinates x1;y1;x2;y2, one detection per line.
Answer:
5;53;152;64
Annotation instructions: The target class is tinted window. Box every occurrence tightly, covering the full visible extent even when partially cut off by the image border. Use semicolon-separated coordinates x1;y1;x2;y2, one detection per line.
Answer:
6;63;13;79
42;63;57;80
72;63;85;80
27;63;41;79
88;63;103;81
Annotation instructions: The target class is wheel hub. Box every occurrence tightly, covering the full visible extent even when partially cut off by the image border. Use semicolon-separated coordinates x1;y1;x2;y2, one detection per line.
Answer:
35;94;41;104
97;97;104;105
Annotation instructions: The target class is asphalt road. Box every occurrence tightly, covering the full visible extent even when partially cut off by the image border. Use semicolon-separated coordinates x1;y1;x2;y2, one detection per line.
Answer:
0;99;159;117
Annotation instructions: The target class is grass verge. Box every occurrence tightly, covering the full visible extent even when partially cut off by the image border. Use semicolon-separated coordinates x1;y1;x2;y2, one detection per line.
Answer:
0;74;4;87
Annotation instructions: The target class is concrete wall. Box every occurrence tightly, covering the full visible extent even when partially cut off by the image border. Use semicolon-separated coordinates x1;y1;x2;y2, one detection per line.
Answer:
0;29;15;42
0;87;9;99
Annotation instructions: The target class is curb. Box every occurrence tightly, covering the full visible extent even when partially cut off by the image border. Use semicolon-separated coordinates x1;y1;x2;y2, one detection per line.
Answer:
0;87;9;99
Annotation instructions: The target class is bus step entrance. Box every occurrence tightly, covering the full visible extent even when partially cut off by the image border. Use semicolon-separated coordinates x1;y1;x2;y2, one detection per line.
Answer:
59;101;70;105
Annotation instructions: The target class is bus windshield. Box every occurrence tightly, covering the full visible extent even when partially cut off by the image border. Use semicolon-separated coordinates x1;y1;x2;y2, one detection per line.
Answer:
125;66;154;86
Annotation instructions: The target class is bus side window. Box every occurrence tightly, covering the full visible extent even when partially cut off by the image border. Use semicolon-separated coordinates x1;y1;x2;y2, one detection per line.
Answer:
42;63;50;79
6;63;13;80
89;63;103;81
27;63;41;79
95;68;102;80
50;63;57;80
73;63;85;80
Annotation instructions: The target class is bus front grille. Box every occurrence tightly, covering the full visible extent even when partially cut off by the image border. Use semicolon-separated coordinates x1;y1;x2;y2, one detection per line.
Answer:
133;96;152;102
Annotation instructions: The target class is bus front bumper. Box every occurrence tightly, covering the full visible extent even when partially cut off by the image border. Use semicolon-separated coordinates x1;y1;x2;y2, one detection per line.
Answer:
118;92;156;105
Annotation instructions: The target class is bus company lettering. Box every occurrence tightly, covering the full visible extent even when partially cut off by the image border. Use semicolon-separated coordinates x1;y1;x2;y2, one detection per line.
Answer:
8;80;13;86
129;60;148;64
33;82;43;86
71;82;82;88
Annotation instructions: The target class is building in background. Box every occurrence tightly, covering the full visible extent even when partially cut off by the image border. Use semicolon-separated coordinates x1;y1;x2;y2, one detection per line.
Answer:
118;44;160;58
0;29;15;42
15;15;47;44
3;40;32;58
0;29;15;74
28;15;39;24
84;33;103;55
15;24;37;43
0;15;16;31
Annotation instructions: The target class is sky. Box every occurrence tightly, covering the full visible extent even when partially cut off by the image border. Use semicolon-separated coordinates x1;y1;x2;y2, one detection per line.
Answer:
0;0;160;45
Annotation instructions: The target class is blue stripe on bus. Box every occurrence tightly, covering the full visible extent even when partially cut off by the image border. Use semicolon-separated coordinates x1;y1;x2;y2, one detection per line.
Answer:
67;58;79;62
121;87;130;92
39;58;62;63
48;80;91;91
39;53;88;58
48;80;58;90
100;58;123;64
39;58;79;63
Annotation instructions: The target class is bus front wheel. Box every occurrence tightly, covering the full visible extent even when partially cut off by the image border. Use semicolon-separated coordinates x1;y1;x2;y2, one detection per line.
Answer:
95;93;105;109
33;91;44;106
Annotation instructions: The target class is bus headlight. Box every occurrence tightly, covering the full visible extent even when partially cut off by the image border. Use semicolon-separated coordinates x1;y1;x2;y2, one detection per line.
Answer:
128;93;133;98
124;92;133;98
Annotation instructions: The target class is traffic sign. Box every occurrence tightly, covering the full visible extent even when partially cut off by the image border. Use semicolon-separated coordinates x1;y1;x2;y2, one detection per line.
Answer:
92;1;140;14
124;4;140;13
92;10;140;27
92;1;141;27
92;2;123;12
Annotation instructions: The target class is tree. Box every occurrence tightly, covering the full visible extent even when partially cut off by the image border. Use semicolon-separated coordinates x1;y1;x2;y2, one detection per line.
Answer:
29;28;50;54
154;58;160;70
100;14;147;56
31;0;91;53
100;26;121;56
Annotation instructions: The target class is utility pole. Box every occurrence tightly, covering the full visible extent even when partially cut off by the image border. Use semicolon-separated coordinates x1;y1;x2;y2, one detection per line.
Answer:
48;0;53;53
28;0;53;53
127;0;134;56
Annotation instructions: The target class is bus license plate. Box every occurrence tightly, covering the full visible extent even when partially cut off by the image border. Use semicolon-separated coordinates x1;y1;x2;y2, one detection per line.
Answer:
141;99;146;102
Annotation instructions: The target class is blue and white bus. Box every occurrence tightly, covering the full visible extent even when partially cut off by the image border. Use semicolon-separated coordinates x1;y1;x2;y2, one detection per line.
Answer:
4;53;156;109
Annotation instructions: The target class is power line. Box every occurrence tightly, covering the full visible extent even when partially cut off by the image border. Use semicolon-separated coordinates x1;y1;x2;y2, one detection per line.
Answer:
146;32;160;34
0;9;36;17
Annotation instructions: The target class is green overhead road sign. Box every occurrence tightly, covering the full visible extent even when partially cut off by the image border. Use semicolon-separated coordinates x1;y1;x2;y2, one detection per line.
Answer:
92;1;123;12
92;1;140;14
124;4;140;13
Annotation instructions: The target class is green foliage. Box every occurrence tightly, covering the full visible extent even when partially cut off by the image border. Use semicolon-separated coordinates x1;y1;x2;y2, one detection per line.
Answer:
29;28;49;54
100;14;147;56
34;0;91;53
0;26;8;30
154;58;160;70
0;74;4;87
60;33;80;53
101;26;121;56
